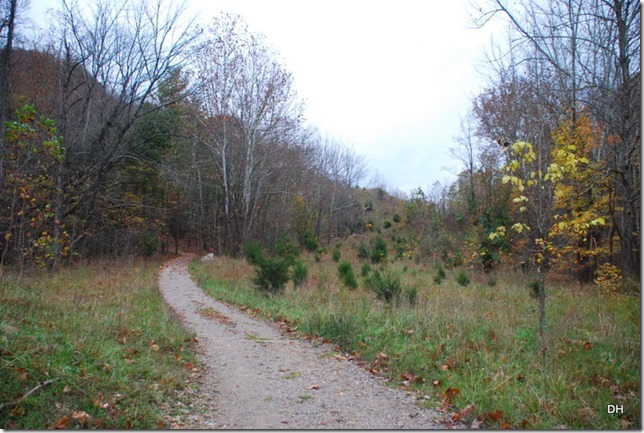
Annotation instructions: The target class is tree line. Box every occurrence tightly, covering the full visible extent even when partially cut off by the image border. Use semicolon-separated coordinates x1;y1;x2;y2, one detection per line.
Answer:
0;0;640;286
0;0;367;268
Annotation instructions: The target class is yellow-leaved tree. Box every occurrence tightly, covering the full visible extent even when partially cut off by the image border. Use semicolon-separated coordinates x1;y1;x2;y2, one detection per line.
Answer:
490;122;606;355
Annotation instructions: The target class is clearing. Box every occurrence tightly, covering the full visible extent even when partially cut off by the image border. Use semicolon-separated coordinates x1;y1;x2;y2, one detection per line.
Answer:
158;255;452;429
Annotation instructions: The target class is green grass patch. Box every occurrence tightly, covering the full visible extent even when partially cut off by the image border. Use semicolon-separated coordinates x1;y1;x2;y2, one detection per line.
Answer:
0;258;199;429
191;256;640;429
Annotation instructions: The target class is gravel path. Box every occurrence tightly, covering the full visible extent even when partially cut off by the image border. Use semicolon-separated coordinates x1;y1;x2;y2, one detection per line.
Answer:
158;255;451;429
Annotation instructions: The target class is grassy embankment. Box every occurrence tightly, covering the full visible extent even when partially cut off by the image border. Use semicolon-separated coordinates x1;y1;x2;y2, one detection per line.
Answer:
191;252;640;430
0;257;200;429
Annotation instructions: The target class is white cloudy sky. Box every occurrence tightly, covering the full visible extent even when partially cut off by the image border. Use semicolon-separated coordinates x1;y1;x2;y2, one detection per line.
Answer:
27;0;503;195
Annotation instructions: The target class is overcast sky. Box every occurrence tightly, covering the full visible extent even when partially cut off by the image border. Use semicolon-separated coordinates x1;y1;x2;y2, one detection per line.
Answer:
27;0;503;195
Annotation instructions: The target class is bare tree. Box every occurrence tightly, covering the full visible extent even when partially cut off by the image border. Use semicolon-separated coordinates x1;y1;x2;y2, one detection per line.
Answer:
0;0;18;136
39;0;197;259
451;111;479;212
191;13;304;254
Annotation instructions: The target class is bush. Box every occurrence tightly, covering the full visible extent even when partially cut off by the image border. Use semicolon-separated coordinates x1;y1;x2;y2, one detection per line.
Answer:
383;220;392;229
244;241;264;266
393;213;402;223
364;269;402;304
370;237;388;263
252;256;291;294
480;248;497;273
275;237;299;265
433;265;446;284
332;247;341;262
337;261;358;290
137;231;158;256
291;260;308;288
455;270;470;286
244;241;292;294
302;233;319;252
528;278;543;299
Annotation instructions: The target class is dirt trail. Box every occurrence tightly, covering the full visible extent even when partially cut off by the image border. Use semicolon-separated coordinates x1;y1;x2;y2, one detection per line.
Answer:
158;255;449;429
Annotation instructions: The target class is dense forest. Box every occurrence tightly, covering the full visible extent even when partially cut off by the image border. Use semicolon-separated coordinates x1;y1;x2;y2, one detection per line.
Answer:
0;0;640;289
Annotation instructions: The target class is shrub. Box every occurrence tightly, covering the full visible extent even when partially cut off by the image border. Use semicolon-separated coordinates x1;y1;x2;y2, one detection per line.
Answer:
244;241;291;294
291;260;308;288
244;241;264;266
337;261;358;290
528;278;543;299
433;265;446;284
275;237;299;265
302;233;319;252
137;231;158;256
480;248;497;273
455;270;470;286
332;247;341;262
370;237;388;263
252;255;291;294
364;269;402;304
393;213;402;223
383;220;392;229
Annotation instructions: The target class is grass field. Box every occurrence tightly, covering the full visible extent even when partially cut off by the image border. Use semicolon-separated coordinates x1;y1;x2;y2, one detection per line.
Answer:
191;253;640;429
0;257;200;429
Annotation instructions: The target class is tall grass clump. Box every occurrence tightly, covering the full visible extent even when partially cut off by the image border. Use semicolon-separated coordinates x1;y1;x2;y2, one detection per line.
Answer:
337;261;358;290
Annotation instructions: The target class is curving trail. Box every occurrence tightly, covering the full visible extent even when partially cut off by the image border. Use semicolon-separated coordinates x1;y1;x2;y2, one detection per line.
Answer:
158;255;449;429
